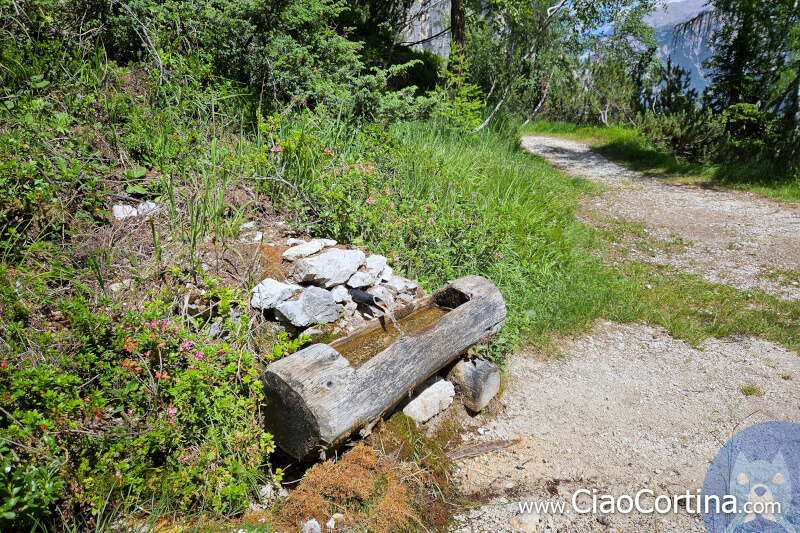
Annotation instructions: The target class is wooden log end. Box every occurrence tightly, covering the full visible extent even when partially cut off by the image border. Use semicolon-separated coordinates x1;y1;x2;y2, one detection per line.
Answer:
448;358;502;412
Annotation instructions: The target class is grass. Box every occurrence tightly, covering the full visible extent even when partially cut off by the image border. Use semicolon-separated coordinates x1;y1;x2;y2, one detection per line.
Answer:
521;120;800;203
740;384;765;396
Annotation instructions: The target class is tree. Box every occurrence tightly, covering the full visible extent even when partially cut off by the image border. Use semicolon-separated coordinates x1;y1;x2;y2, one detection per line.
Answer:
469;0;656;131
680;0;800;160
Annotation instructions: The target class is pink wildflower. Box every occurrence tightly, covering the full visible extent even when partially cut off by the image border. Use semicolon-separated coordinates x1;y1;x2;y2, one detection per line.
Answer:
179;341;191;352
323;148;331;154
187;364;195;370
366;196;375;205
196;351;204;361
390;202;395;209
166;406;178;418
271;145;282;153
424;204;430;213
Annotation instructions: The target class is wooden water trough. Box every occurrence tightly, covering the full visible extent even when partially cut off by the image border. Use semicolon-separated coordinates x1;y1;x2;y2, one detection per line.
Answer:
261;275;506;460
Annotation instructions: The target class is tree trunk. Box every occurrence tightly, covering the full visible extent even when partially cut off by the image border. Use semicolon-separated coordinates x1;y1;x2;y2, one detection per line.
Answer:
450;0;466;87
474;0;566;132
261;276;506;460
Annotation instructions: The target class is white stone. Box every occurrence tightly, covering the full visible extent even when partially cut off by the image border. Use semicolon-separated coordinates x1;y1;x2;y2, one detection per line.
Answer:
283;239;325;261
402;379;455;423
293;249;366;288
318;238;337;247
347;271;374;289
137;201;158;216
276;286;340;327
240;220;257;229
383;275;419;295
365;254;388;277
287;238;306;246
250;278;302;310
302;519;322;533
330;285;350;303
380;266;393;282
326;518;336;529
112;205;137;220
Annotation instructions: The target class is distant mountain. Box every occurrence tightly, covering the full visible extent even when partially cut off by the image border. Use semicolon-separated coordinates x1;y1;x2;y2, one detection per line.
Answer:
646;0;714;93
405;0;451;57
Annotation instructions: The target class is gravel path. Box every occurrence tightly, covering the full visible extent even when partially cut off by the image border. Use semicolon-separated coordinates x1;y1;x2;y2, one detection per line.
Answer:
520;136;800;300
451;137;800;532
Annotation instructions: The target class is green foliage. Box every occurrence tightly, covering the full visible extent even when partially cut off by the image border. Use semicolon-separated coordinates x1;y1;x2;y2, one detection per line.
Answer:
0;441;63;529
0;284;275;521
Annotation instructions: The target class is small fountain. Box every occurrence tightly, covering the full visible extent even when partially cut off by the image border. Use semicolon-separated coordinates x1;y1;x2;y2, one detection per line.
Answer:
261;275;506;460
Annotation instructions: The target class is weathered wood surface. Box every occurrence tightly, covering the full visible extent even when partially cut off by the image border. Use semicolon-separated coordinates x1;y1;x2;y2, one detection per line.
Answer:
448;358;502;412
262;275;506;460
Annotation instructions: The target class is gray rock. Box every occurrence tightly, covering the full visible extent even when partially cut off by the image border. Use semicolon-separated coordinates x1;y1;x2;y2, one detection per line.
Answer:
287;238;306;246
137;201;158;216
301;327;325;342
112;205;137;220
250;278;302;310
402;379;455;423
245;231;263;244
343;301;358;315
383;275;419;295
283;239;325;261
109;279;133;292
367;285;396;309
276;286;340;327
396;293;416;304
302;519;322;533
347;271;374;289
318;238;337;247
330;284;350;303
293;249;366;288
365;254;388;276
380;266;394;282
240;220;257;229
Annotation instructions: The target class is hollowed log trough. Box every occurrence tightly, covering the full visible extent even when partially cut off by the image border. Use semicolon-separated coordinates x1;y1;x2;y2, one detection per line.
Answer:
262;275;506;460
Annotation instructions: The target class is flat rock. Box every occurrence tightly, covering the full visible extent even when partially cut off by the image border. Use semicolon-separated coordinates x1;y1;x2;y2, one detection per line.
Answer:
137;201;158;216
403;379;455;423
380;266;393;282
286;238;305;246
250;278;302;310
276;286;340;327
383;275;419;295
347;271;374;289
112;205;137;220
283;239;325;261
293;249;366;288
330;285;350;303
365;254;388;277
318;238;337;247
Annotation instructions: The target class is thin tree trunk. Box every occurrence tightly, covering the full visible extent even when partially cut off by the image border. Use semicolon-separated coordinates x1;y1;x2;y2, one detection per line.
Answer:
451;0;466;87
522;69;554;126
474;0;566;132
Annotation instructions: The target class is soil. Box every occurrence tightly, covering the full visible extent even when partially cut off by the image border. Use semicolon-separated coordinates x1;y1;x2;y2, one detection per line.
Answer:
450;137;800;532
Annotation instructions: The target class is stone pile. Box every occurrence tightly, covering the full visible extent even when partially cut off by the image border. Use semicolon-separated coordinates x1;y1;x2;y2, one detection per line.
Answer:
249;238;421;336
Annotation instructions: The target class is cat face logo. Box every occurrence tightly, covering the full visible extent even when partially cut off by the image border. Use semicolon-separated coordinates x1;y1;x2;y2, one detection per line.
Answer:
703;421;800;533
725;452;795;533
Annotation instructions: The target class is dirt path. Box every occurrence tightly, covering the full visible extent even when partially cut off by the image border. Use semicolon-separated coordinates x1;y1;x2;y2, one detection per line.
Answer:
451;137;800;532
522;136;800;300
